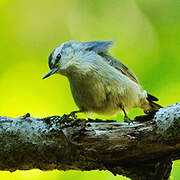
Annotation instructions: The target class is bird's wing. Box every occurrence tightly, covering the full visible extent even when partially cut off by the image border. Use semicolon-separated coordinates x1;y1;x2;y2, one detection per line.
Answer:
102;55;139;84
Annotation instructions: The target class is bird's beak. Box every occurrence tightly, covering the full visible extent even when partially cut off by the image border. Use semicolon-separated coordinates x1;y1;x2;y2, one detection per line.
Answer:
42;68;57;79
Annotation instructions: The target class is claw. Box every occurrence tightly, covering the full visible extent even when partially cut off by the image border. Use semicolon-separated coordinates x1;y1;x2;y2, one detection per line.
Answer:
62;110;82;120
66;111;77;119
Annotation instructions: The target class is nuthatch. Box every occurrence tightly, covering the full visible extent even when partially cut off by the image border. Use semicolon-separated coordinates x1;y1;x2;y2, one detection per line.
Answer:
43;40;161;122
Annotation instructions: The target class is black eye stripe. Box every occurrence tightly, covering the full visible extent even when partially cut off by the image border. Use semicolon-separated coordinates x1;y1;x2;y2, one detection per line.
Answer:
48;51;54;69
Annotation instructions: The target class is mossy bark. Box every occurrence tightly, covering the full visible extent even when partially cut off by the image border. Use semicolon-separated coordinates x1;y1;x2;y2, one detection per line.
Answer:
0;103;179;179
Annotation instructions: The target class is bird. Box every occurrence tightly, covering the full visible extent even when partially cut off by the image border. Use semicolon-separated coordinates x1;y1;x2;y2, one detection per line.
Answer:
43;40;162;123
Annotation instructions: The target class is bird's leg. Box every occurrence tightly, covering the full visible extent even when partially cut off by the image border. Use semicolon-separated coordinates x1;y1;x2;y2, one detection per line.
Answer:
120;107;133;124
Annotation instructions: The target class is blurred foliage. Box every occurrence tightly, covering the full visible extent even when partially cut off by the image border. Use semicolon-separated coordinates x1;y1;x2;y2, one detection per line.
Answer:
0;0;179;179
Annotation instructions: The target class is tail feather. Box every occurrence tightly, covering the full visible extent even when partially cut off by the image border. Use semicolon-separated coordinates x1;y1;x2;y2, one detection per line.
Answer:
147;94;159;102
146;93;163;113
149;101;163;111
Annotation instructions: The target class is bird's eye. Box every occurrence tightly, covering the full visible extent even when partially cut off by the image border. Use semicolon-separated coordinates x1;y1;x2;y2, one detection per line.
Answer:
56;53;61;60
55;53;61;65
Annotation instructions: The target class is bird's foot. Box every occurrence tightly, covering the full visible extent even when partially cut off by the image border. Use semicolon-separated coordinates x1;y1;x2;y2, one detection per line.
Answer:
19;113;31;120
66;111;78;119
62;110;80;120
124;116;133;124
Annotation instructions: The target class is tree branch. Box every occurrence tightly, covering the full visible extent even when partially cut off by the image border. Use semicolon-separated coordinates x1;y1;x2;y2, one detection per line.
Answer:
0;103;179;179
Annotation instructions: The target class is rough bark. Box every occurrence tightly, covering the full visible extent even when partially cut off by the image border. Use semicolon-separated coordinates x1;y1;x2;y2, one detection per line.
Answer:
0;103;179;180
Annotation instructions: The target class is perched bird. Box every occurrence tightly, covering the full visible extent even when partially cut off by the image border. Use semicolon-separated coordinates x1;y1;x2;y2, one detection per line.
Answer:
43;40;162;122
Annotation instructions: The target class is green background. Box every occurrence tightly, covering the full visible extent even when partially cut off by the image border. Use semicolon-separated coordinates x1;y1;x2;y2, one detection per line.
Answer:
0;0;179;179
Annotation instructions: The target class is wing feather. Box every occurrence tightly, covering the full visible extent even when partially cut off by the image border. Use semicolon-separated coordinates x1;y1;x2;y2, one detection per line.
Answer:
83;40;139;84
101;54;139;84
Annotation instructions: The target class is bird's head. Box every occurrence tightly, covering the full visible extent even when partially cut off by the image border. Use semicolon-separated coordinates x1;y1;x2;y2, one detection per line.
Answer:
42;40;114;79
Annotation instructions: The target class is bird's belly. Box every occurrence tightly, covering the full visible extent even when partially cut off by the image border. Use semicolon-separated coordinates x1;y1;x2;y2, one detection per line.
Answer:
70;78;108;112
69;73;144;116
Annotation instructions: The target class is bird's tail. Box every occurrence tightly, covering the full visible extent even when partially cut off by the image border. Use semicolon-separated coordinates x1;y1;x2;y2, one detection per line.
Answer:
146;93;163;114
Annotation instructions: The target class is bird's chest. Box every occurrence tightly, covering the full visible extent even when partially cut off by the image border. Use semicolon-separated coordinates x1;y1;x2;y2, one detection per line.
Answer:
68;73;107;111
